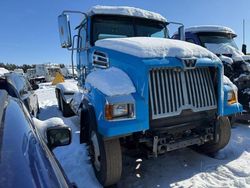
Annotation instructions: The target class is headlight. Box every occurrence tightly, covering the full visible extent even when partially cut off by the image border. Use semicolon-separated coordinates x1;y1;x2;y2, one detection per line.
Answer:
105;103;135;120
227;90;237;104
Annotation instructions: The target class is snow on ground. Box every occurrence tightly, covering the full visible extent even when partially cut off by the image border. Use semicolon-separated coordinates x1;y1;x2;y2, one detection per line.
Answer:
36;80;250;188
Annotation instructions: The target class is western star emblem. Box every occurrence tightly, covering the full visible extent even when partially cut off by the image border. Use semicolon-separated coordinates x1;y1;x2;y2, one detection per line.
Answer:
182;58;197;68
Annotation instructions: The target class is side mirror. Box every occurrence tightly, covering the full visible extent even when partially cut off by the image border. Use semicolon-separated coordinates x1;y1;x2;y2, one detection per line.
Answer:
242;44;247;55
58;14;72;48
178;25;185;41
47;126;71;150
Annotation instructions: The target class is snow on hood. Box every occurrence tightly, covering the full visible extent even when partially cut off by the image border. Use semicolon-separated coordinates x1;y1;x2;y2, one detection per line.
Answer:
89;5;166;22
0;67;9;76
86;67;136;96
185;25;236;35
205;43;246;62
56;82;79;93
242;55;250;62
96;37;219;61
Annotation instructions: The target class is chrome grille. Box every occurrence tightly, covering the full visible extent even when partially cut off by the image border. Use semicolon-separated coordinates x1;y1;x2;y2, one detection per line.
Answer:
149;67;217;120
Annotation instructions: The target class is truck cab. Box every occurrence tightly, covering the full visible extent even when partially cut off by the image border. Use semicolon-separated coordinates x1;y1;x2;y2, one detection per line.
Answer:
173;25;249;112
57;6;241;186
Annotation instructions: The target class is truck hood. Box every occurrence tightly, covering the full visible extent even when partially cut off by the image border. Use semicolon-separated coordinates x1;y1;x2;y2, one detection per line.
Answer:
205;43;250;62
95;37;219;61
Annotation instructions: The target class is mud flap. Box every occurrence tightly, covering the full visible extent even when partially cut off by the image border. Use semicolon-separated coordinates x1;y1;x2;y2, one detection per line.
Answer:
80;100;97;144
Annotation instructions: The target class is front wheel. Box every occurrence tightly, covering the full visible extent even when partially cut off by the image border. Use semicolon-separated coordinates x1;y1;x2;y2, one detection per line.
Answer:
89;128;122;187
197;116;231;154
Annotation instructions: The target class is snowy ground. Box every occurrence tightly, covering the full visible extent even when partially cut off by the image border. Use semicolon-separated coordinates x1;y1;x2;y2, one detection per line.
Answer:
36;80;250;188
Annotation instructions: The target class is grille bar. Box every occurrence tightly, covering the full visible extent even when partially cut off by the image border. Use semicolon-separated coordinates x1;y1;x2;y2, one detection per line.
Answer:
149;67;217;120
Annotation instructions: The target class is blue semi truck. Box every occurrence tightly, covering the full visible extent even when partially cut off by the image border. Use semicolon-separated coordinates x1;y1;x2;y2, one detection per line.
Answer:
56;6;242;186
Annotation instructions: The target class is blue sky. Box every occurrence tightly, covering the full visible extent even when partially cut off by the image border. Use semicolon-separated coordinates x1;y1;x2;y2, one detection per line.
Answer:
1;0;250;65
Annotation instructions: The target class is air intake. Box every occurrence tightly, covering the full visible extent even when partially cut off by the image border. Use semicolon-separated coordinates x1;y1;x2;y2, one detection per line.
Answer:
93;51;109;68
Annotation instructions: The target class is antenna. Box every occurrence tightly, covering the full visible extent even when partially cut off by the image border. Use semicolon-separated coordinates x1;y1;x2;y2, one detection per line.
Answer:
242;19;247;54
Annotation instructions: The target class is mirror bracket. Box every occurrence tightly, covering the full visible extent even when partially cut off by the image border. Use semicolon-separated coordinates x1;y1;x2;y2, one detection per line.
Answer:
168;21;185;41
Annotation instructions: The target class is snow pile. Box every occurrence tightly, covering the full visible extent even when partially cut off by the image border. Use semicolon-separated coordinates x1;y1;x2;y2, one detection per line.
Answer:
86;67;136;96
0;67;9;76
223;75;238;91
205;43;244;61
33;117;66;142
56;81;79;93
185;25;236;35
171;125;250;188
242;55;250;62
89;5;166;22
172;152;250;188
39;82;53;89
36;83;57;107
220;55;234;64
96;37;219;61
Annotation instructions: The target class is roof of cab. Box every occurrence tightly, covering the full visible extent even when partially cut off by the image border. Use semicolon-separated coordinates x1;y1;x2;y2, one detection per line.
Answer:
88;5;167;22
185;25;236;35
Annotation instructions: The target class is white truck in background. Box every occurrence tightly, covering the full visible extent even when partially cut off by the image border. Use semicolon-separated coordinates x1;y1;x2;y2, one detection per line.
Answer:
27;64;62;83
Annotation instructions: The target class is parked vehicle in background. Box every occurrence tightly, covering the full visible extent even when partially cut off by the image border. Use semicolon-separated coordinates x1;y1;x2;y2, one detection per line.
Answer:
61;66;77;78
0;72;40;117
27;64;62;84
26;68;36;80
56;6;242;186
0;89;73;188
0;67;9;76
173;25;250;113
14;68;25;75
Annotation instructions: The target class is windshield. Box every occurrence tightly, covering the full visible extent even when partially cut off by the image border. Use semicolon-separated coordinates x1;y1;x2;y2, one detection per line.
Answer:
91;15;168;45
198;33;238;50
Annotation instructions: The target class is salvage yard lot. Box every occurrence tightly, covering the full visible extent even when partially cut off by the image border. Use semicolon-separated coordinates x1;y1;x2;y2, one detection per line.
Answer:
36;80;250;188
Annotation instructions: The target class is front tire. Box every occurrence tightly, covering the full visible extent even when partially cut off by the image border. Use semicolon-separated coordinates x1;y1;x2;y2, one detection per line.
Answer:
89;127;122;186
197;116;231;154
